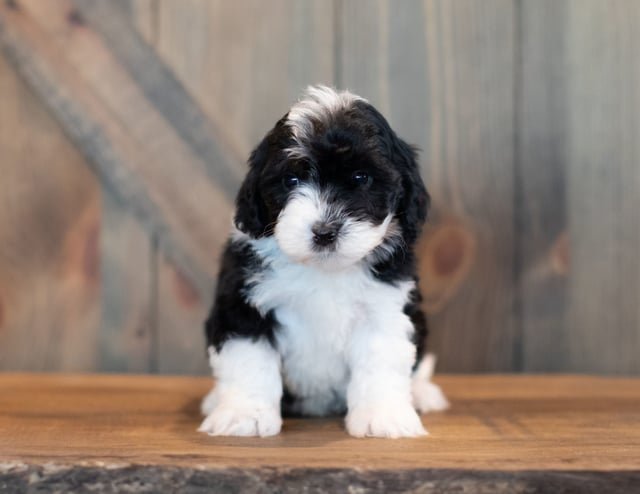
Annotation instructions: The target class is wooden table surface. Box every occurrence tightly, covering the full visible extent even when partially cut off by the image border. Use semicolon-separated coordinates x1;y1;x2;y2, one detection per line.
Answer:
1;374;639;493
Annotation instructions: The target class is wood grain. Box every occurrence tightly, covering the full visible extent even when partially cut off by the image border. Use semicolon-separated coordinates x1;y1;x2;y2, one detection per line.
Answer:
98;190;154;373
74;0;245;197
564;1;640;374
341;0;517;371
518;0;570;371
0;51;100;371
153;0;335;154
155;254;211;375
0;0;230;298
0;374;638;475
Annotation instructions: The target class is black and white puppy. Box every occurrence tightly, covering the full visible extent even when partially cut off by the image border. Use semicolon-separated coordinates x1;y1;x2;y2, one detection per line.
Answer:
199;86;448;438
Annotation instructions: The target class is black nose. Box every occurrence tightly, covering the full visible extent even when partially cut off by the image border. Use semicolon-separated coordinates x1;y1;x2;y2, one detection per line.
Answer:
312;223;339;246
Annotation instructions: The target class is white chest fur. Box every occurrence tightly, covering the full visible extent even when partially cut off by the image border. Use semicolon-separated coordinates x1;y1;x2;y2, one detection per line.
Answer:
246;237;414;415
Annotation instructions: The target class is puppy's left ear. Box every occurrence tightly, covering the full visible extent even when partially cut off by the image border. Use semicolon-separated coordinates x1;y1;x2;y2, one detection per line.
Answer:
392;136;430;246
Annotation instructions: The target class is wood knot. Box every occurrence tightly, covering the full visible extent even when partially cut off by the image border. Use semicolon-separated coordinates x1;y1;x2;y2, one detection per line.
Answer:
418;219;476;313
61;199;100;288
5;0;19;10
432;230;465;277
67;9;84;26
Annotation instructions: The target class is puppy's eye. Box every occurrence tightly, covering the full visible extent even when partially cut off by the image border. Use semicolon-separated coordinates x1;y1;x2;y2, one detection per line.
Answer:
283;174;300;189
351;171;372;187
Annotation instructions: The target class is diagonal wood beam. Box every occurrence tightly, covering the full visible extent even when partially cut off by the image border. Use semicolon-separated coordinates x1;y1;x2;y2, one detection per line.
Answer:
0;0;244;297
73;0;246;196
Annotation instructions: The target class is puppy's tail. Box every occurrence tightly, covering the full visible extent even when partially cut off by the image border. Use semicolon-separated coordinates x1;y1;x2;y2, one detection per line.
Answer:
412;353;450;413
414;353;437;382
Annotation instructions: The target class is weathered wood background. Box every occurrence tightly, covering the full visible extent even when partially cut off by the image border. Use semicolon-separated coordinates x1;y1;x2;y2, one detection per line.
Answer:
0;0;638;375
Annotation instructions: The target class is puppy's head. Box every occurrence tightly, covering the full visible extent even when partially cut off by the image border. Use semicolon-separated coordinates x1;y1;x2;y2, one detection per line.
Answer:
235;86;429;271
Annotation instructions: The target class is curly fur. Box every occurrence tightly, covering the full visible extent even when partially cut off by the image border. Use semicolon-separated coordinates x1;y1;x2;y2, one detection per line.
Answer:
200;86;448;438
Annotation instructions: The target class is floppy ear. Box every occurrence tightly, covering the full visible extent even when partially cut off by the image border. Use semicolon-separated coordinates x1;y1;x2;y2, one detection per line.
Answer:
234;116;290;238
234;136;270;238
392;136;430;246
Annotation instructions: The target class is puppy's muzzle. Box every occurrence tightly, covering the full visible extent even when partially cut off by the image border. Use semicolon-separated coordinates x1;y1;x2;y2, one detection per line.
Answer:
312;222;341;247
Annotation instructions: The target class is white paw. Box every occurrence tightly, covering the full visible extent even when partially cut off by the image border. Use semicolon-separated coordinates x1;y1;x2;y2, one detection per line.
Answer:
346;404;427;438
198;404;282;437
412;380;450;414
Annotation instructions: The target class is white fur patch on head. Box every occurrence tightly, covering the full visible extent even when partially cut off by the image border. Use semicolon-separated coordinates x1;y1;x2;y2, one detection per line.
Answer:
286;85;365;150
274;184;392;270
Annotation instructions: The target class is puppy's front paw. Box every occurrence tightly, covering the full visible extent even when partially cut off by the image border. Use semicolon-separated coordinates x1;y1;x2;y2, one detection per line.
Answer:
198;404;282;437
346;403;427;438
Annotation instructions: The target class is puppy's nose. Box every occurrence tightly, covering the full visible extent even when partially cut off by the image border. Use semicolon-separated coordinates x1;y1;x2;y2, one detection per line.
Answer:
312;222;339;246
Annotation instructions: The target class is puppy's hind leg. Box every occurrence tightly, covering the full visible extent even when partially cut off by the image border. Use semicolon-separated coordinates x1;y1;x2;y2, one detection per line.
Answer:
411;353;450;414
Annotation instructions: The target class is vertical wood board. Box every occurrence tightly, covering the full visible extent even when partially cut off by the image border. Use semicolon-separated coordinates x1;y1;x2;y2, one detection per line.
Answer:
518;0;570;371
565;0;640;374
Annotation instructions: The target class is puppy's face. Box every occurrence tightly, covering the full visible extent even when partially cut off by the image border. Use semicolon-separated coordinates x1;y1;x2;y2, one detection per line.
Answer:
235;86;429;271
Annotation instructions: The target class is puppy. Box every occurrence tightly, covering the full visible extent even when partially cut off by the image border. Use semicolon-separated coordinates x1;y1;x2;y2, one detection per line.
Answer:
199;86;448;438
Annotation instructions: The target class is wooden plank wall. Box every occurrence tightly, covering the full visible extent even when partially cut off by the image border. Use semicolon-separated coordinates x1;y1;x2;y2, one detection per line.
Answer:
0;0;638;374
0;51;101;371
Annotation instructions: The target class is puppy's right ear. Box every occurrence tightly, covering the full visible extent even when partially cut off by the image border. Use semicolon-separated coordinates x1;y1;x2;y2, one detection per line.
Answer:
234;116;289;238
234;138;269;238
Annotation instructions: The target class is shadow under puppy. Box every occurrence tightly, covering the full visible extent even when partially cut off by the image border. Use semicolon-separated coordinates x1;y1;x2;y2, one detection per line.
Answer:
200;86;448;438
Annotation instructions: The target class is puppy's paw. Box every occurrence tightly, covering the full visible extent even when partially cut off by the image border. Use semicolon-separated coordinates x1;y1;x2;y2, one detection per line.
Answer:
198;404;282;437
412;380;450;414
346;403;427;438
